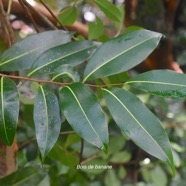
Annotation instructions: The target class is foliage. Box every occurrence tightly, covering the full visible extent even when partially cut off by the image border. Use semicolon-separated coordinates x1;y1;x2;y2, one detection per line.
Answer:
0;0;186;185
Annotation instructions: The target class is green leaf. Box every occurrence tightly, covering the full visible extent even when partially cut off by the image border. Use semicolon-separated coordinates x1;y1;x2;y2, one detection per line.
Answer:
83;30;162;82
151;166;168;186
0;30;71;71
59;82;108;150
51;64;80;82
28;41;97;76
0;166;47;186
0;77;19;146
110;151;131;163
104;169;121;186
102;87;175;174
94;0;121;22
48;142;79;168
58;6;78;25
34;85;61;161
126;70;186;98
88;16;104;40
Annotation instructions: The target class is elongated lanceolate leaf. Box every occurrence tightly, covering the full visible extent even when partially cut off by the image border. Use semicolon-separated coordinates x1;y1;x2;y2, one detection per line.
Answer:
28;40;97;76
0;77;19;146
0;166;47;186
51;64;80;82
34;86;61;160
94;0;121;22
60;83;108;150
83;30;162;82
102;87;174;174
126;70;186;98
0;30;71;71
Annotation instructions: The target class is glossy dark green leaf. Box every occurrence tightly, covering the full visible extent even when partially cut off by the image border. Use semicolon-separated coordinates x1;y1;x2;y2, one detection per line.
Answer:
51;64;80;82
83;30;162;82
34;85;61;160
0;30;71;71
94;0;121;22
88;16;104;40
58;6;78;25
28;41;97;76
0;77;19;146
126;70;186;98
59;82;108;150
102;87;175;174
0;166;47;186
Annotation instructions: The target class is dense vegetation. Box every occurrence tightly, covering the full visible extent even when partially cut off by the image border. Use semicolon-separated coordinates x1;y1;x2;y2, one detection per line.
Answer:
0;0;186;185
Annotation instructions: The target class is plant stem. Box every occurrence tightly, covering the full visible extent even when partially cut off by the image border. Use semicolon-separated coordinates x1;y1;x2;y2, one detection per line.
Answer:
79;139;84;164
0;73;124;88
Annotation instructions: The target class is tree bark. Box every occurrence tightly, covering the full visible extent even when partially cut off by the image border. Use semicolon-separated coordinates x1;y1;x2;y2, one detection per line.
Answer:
0;140;18;177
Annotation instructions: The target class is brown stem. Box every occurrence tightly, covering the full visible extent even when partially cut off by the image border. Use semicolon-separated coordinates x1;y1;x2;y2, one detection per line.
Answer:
38;0;63;27
80;153;99;165
3;0;88;37
0;0;14;47
18;0;40;33
19;131;75;150
0;73;124;88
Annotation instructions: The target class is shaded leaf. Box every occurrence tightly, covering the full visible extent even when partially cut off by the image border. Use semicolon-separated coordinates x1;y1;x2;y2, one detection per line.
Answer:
59;82;108;150
94;0;121;22
110;151;131;163
151;166;168;186
0;77;19;146
104;169;121;186
0;30;71;71
48;142;79;168
34;85;61;160
126;70;186;98
83;30;162;82
102;87;174;174
51;64;80;82
28;41;97;76
58;6;78;25
0;166;47;186
88;16;104;40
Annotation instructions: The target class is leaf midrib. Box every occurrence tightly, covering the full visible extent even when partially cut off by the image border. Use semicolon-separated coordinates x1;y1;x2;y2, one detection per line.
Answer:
102;88;169;162
65;86;103;146
52;72;76;82
1;77;10;145
28;45;95;77
83;35;160;82
95;0;120;21
126;80;186;87
40;86;49;157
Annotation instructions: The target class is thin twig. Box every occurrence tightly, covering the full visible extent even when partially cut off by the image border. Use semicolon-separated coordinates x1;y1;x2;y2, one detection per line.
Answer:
0;73;124;88
0;0;14;47
38;0;78;40
38;0;62;27
7;0;13;15
79;139;84;164
22;0;57;30
80;153;99;165
18;131;75;149
18;0;40;33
